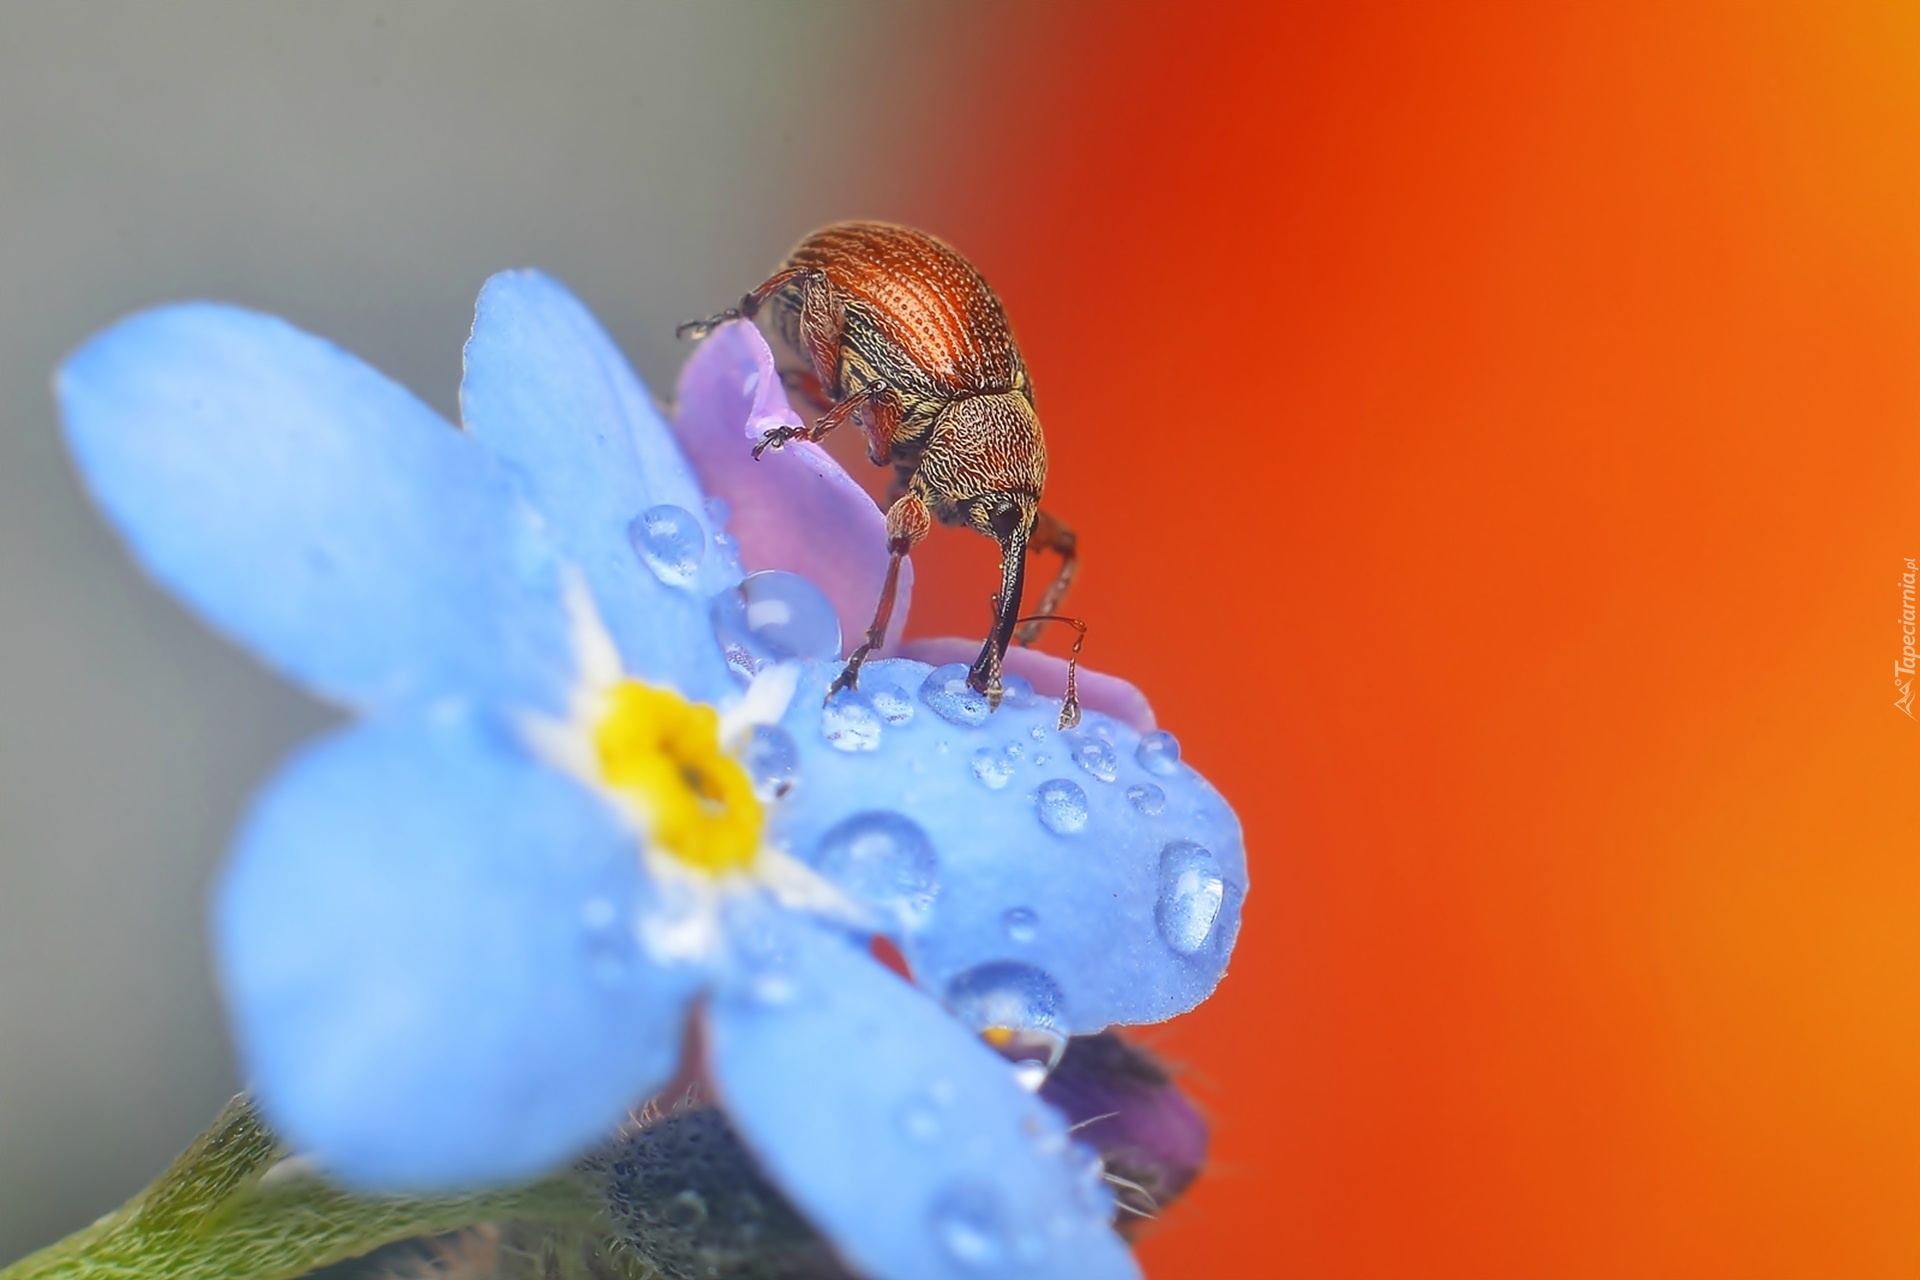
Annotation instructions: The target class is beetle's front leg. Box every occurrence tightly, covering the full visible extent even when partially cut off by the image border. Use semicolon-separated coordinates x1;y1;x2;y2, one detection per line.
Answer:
827;491;931;701
753;377;895;460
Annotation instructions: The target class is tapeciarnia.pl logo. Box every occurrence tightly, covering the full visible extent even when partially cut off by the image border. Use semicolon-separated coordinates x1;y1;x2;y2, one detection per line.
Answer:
1897;558;1916;718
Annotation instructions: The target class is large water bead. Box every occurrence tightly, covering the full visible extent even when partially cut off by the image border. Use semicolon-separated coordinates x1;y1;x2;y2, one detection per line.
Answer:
710;569;842;675
812;810;941;930
627;502;707;587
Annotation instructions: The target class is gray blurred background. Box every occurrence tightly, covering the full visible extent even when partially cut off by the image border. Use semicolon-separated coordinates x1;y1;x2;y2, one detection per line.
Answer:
0;3;1038;1258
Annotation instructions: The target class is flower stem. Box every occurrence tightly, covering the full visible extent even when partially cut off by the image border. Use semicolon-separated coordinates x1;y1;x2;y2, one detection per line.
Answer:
0;1095;605;1280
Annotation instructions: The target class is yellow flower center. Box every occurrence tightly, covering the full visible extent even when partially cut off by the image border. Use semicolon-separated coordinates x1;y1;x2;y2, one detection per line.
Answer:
593;681;762;875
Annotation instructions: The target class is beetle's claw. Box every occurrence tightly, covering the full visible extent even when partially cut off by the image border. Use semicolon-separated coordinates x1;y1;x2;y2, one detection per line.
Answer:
675;308;741;341
752;426;801;461
823;645;873;704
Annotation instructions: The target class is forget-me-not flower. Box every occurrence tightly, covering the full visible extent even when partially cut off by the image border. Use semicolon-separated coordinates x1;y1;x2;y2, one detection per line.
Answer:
55;271;1246;1280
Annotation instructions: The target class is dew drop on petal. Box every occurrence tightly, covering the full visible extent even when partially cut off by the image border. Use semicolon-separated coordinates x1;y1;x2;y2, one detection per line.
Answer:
1136;729;1182;776
729;570;842;661
1035;779;1090;835
579;896;632;988
945;960;1067;1040
1003;906;1038;943
869;681;915;725
920;663;991;726
738;724;798;800
703;495;733;529
820;689;883;752
999;673;1037;707
895;1084;951;1144
1155;840;1226;955
1127;782;1166;815
970;745;1017;790
1029;724;1048;742
1070;734;1118;783
931;1181;1009;1270
628;504;706;587
813;811;939;928
1012;1060;1050;1092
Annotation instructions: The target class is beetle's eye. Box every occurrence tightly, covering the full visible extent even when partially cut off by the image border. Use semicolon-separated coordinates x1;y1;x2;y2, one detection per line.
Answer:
988;501;1024;540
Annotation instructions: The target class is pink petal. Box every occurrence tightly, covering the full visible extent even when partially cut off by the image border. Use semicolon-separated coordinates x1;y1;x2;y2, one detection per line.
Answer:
670;322;911;651
896;637;1157;733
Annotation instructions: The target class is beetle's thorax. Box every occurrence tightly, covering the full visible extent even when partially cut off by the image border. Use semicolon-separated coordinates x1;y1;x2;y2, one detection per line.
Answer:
914;391;1048;527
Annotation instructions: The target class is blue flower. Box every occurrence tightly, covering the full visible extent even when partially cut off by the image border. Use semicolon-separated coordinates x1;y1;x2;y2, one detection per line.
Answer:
56;271;1246;1280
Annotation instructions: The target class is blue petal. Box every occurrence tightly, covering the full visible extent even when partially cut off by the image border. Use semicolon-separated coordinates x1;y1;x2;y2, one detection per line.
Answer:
58;304;582;716
215;711;700;1190
706;923;1140;1280
771;659;1246;1034
461;271;738;704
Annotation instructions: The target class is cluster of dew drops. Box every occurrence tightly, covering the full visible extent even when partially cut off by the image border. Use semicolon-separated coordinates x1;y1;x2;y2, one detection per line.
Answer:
625;497;1227;971
628;495;1227;1265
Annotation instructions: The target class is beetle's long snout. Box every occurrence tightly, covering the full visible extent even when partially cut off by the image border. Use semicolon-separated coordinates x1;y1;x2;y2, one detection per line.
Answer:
968;522;1030;701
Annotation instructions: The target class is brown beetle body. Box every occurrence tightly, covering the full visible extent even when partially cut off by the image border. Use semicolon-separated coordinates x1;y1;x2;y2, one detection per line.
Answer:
681;222;1079;716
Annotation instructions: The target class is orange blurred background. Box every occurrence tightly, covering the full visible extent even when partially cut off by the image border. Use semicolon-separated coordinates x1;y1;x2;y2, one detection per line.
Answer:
886;3;1920;1276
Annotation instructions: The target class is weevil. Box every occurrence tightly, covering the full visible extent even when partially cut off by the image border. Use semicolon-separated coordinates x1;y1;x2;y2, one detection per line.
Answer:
679;221;1082;724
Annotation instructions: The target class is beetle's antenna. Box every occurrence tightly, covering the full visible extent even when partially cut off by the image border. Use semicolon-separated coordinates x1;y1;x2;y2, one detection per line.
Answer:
1011;613;1087;729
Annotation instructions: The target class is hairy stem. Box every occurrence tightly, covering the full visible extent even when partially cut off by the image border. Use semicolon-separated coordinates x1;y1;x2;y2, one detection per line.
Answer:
0;1096;604;1280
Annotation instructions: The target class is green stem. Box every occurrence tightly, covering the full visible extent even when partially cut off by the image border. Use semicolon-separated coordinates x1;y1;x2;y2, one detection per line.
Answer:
1;1096;605;1280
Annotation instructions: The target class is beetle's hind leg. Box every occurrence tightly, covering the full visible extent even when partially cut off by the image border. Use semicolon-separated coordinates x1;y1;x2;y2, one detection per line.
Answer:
1014;508;1078;645
826;492;932;702
675;265;822;340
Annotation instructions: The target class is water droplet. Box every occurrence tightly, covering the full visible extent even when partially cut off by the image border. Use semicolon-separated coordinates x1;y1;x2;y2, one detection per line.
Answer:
710;570;842;666
628;504;706;587
1033;752;1051;767
1029;724;1048;741
1070;734;1118;783
820;690;883;752
1003;907;1038;943
999;673;1037;707
703;495;733;528
931;1181;1009;1269
1156;840;1226;955
740;368;761;397
970;744;1017;790
1127;782;1166;815
1136;729;1182;776
1035;779;1090;835
1012;1060;1050;1091
945;960;1066;1038
920;663;991;726
739;724;798;800
896;1086;951;1144
747;969;796;1005
814;811;939;928
869;681;914;724
580;897;632;987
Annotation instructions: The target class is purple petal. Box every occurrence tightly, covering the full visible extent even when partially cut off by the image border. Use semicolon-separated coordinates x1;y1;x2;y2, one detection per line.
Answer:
1037;1032;1209;1229
672;322;911;651
897;639;1157;733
